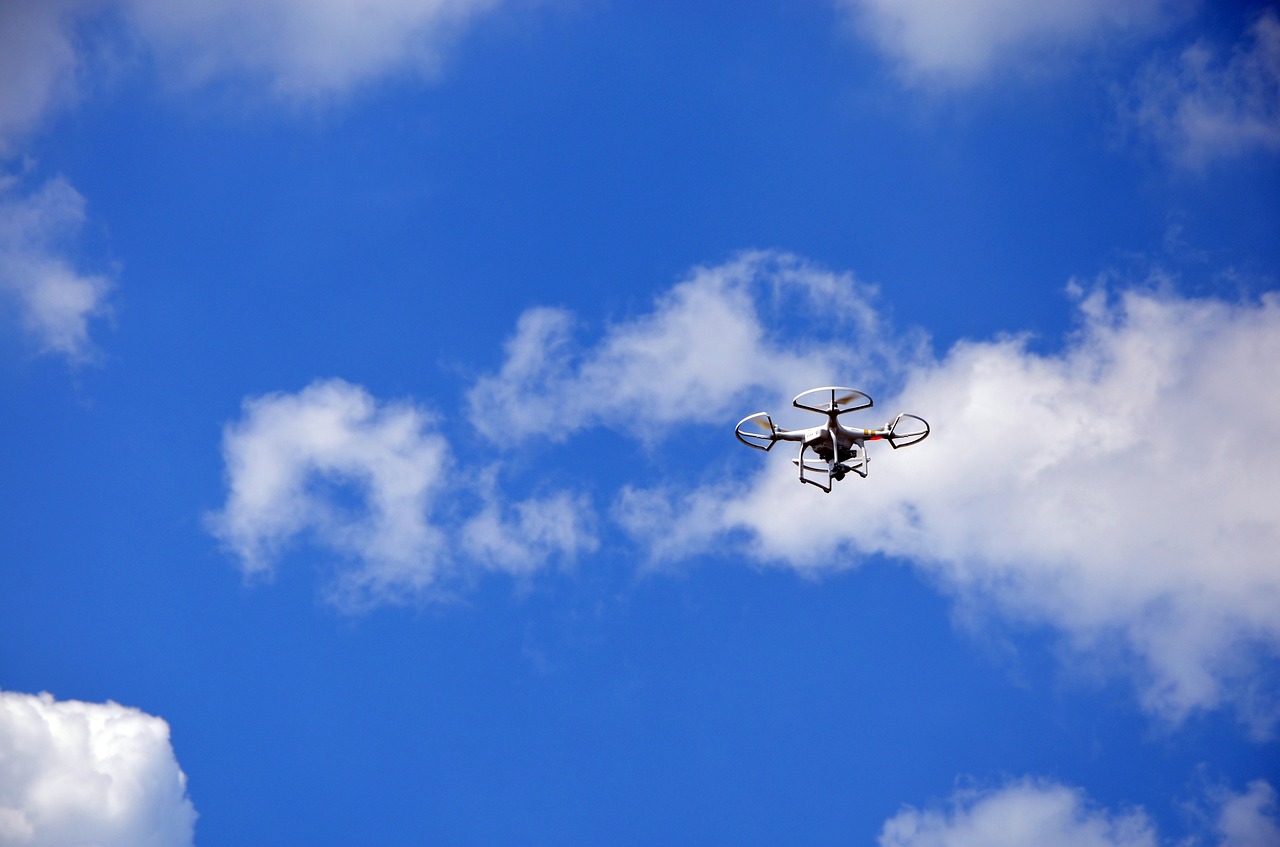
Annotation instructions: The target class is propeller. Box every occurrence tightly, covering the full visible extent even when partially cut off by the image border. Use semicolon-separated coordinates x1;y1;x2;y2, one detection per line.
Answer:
793;387;871;415
834;391;861;407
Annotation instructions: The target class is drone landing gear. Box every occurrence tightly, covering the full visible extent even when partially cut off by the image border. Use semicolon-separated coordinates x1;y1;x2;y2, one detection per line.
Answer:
794;443;868;493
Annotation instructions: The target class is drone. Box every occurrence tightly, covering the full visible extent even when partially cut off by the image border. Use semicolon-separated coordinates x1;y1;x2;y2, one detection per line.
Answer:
735;386;929;492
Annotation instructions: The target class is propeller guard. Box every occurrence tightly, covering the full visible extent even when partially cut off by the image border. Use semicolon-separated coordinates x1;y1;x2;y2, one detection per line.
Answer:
885;412;930;449
734;412;779;451
793;386;873;415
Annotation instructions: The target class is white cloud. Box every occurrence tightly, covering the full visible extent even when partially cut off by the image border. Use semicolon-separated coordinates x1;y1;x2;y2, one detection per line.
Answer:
615;271;1280;731
837;0;1177;84
0;689;197;847
0;175;113;362
461;480;598;577
468;250;916;444
122;0;503;100
1124;10;1280;167
208;378;452;605
1215;781;1280;847
879;778;1157;847
0;1;86;153
0;0;516;122
879;777;1280;847
208;378;594;609
0;0;513;122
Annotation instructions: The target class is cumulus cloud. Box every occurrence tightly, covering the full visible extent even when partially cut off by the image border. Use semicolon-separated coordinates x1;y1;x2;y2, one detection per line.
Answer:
122;0;503;100
613;268;1280;731
1123;10;1280;167
0;689;197;847
208;378;593;609
468;250;916;444
836;0;1177;84
0;175;113;362
878;777;1279;847
0;1;87;153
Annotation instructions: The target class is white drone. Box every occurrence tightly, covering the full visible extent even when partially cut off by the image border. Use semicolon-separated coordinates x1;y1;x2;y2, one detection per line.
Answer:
735;386;929;492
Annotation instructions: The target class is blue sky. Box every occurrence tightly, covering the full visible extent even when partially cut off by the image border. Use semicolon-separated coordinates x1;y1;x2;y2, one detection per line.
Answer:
2;1;1279;844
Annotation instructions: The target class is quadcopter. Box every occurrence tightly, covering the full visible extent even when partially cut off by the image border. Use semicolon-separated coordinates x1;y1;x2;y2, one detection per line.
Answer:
735;386;929;492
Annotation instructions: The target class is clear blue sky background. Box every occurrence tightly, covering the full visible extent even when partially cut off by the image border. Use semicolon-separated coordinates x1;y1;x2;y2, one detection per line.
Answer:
2;1;1278;845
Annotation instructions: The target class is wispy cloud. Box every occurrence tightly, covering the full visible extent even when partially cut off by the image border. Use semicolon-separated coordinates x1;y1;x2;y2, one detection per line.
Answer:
207;378;594;610
1214;781;1280;847
0;1;85;154
835;0;1178;85
1;0;513;120
461;481;598;578
122;0;504;100
0;689;197;847
879;776;1278;847
468;250;919;444
0;174;113;363
1123;10;1280;167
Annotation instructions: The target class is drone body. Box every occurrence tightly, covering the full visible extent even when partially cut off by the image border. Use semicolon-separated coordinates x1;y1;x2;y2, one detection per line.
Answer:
735;387;929;492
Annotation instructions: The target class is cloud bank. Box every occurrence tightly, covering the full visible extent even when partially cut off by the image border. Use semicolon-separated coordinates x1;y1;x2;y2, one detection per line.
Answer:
0;690;196;847
878;777;1279;847
208;378;594;610
475;251;1280;731
0;175;112;362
